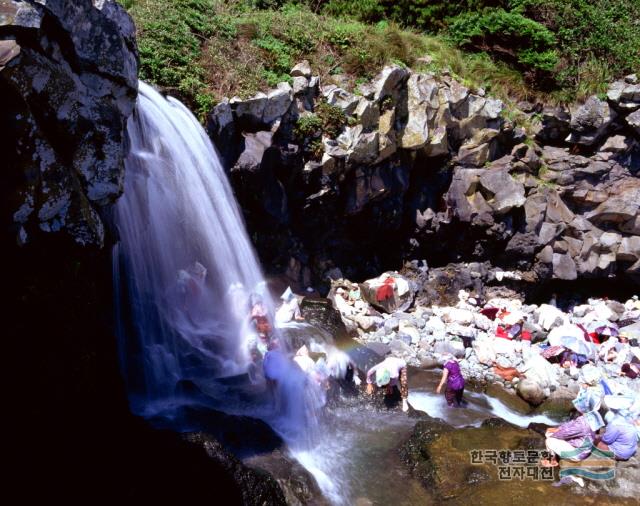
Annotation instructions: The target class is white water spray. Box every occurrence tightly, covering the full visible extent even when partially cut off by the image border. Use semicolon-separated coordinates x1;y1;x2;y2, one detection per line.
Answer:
113;83;321;433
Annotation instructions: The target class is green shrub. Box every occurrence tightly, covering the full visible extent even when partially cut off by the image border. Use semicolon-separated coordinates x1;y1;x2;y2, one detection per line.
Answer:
294;114;323;140
323;0;385;23
128;0;217;118
509;0;640;99
316;102;347;138
448;8;558;73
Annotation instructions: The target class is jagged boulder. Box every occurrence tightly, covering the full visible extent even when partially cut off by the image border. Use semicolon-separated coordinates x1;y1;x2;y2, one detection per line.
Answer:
206;61;640;287
566;96;615;145
535;106;571;143
626;109;640;136
400;73;438;150
360;272;415;313
371;64;409;101
607;74;640;111
1;0;138;246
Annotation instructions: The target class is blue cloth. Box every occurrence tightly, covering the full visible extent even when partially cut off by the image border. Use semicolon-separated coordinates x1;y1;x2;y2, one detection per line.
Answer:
602;420;638;460
601;379;613;395
263;350;288;381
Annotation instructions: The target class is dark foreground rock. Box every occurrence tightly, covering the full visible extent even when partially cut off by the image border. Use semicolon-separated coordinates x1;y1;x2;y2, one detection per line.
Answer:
245;449;330;506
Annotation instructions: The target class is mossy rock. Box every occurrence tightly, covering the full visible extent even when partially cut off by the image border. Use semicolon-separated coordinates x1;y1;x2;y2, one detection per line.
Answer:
401;419;631;504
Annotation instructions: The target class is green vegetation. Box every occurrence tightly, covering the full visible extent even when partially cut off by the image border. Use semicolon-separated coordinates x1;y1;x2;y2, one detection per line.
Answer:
126;0;530;117
125;0;639;119
293;101;347;159
315;102;347;138
510;0;640;101
294;113;323;140
447;9;558;73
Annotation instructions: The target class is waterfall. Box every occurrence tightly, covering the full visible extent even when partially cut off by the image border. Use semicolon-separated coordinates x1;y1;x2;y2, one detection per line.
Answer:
113;81;347;501
114;82;278;416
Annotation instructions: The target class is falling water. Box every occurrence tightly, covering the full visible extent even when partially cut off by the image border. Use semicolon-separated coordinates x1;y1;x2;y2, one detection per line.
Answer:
112;81;328;443
113;82;268;415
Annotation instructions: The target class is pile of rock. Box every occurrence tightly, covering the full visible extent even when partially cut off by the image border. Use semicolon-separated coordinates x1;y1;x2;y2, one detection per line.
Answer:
329;269;640;408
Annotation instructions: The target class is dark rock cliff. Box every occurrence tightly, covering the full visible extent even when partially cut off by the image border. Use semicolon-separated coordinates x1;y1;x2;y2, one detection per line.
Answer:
2;2;284;504
1;0;137;247
208;65;640;293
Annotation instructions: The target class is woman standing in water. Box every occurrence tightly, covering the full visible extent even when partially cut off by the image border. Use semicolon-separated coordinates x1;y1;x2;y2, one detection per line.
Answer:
436;354;466;407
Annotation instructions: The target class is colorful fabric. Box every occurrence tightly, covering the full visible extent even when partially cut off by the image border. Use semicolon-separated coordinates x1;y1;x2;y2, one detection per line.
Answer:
621;363;639;379
480;307;499;320
445;360;465;390
541;345;565;359
375;277;395;302
546;415;595;461
573;385;604;414
601;419;638;460
367;356;406;385
546;435;593;462
495;326;511;339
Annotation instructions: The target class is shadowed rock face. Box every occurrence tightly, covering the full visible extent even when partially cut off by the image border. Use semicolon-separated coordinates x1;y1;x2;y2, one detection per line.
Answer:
209;66;640;291
3;3;287;505
0;0;138;247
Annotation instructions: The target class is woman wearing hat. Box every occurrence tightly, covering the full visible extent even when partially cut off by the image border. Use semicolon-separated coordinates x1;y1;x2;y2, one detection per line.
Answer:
541;365;605;471
366;356;409;412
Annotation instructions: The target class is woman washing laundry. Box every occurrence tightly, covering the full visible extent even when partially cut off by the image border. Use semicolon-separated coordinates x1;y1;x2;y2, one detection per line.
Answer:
541;365;606;482
366;356;409;412
436;354;466;408
275;286;304;325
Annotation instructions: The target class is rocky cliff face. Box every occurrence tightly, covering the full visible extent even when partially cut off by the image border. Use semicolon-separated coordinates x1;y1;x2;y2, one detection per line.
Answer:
0;0;138;247
209;64;640;291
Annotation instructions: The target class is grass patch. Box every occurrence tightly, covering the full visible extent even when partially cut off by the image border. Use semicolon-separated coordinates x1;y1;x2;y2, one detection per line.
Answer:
127;0;540;119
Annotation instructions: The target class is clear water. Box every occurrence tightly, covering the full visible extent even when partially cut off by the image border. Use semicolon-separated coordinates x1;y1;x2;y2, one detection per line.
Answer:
408;389;559;428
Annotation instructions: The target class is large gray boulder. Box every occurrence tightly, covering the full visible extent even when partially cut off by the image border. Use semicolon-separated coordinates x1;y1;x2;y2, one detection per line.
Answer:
372;65;409;101
535;106;571;143
626;109;640;136
1;0;138;246
566;96;615;145
478;166;526;215
360;272;415;313
400;73;438;150
607;76;640;111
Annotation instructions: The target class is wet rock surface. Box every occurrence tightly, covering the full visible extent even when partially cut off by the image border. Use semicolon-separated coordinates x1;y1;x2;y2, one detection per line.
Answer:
245;449;329;506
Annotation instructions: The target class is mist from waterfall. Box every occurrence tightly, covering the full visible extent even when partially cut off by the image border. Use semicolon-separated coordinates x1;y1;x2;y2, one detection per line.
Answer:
112;82;326;446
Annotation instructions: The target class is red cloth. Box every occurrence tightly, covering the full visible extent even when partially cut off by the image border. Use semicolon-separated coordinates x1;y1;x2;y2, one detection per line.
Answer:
495;326;511;339
376;277;395;302
588;332;600;345
480;307;500;320
521;330;532;342
253;315;272;335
